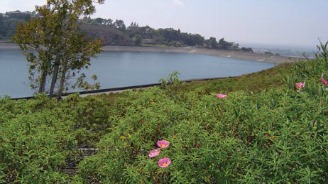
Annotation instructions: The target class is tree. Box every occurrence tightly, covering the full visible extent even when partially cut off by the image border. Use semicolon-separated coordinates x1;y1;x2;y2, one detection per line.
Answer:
13;0;104;99
218;38;234;50
103;18;113;26
5;11;31;21
114;19;126;30
0;14;4;37
241;47;253;53
205;37;218;49
133;35;142;46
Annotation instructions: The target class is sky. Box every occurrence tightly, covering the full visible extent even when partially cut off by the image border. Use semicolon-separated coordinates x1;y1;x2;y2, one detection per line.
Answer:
1;0;327;49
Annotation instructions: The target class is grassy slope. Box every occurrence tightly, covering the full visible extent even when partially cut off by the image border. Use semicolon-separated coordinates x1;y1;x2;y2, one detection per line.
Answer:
4;57;328;183
97;62;293;113
167;62;293;94
75;58;328;183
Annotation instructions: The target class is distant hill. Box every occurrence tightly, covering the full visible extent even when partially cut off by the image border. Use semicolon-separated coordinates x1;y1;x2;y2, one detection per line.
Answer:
0;10;253;52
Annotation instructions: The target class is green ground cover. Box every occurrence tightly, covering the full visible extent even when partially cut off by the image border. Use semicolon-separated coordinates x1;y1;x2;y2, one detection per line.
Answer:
1;43;328;183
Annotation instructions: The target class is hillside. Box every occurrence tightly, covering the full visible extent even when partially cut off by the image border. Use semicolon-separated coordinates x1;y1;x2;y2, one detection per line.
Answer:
0;11;253;52
1;42;328;183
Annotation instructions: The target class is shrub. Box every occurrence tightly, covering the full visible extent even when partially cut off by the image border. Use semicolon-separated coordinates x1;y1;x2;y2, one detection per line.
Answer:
77;86;328;183
0;97;75;183
2;42;328;183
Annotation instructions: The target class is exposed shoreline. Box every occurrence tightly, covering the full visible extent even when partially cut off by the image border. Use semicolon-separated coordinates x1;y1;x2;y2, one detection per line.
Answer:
0;42;295;64
102;46;295;64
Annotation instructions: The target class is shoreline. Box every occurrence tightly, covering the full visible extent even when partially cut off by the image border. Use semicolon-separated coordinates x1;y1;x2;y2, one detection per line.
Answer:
102;46;295;64
0;42;295;64
2;43;295;99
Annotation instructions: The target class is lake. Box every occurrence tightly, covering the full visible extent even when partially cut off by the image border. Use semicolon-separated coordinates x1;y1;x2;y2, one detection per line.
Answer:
0;48;274;98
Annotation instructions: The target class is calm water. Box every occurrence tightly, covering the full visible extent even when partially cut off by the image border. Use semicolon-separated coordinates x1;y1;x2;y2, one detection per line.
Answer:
0;49;274;98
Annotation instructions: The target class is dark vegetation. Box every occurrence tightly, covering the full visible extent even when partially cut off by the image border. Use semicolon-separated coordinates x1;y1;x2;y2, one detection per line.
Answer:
1;42;328;183
0;11;253;52
0;11;33;40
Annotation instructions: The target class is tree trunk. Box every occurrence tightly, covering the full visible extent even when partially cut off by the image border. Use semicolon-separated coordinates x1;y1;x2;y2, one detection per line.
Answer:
49;55;60;98
57;61;68;100
38;70;47;93
38;52;51;93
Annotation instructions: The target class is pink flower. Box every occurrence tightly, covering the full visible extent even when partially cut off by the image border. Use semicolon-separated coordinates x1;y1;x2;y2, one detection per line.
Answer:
157;140;170;149
158;157;171;168
295;82;305;90
148;149;161;158
216;93;227;99
321;78;328;86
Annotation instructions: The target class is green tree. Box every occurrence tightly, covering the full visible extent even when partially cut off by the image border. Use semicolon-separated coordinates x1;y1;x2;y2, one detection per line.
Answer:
114;19;126;30
5;10;31;21
133;35;142;46
13;0;104;98
0;14;4;38
218;38;234;50
205;37;218;49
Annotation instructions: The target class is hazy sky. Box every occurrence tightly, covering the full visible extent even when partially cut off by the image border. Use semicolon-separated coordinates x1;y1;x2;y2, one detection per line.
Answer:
1;0;327;48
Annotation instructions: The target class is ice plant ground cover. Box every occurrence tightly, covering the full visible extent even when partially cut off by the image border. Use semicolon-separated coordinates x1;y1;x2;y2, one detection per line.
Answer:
1;42;328;183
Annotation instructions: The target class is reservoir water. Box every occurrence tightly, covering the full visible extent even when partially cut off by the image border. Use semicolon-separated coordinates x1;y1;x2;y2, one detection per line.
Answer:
0;48;274;98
